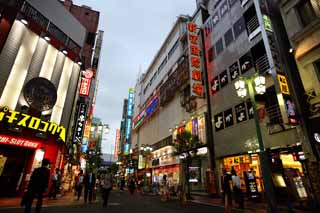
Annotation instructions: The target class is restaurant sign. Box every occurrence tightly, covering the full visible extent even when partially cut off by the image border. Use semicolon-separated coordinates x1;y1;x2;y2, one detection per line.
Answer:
187;22;203;97
0;107;66;142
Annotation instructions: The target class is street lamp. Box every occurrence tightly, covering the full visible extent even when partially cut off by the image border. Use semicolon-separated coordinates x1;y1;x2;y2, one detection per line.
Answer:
234;74;277;212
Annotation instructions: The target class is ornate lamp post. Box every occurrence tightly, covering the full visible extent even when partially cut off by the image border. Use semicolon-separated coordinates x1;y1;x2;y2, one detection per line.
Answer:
234;75;277;212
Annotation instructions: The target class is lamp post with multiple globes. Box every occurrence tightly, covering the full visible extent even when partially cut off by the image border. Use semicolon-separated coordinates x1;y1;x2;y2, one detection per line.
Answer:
234;74;277;212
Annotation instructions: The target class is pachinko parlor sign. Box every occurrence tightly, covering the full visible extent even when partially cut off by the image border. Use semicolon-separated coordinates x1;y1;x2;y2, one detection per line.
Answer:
0;107;66;142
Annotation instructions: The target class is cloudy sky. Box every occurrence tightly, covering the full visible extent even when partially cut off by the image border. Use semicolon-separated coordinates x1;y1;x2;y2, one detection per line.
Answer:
74;0;196;153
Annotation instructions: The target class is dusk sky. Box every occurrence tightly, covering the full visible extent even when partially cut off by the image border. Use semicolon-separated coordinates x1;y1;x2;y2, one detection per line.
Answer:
74;0;196;153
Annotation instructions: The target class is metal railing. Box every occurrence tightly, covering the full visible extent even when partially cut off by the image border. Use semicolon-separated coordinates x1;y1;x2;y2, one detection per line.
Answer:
247;15;260;35
255;54;270;73
266;104;283;124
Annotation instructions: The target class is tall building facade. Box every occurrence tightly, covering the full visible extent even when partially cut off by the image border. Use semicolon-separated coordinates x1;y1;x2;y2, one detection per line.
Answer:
201;0;314;205
130;13;216;194
0;0;86;196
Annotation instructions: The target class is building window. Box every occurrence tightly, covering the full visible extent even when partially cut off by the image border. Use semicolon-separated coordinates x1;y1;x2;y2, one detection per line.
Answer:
228;0;237;7
212;12;220;27
158;57;168;74
298;0;318;26
168;40;179;60
224;29;234;47
215;38;224;56
220;1;229;17
233;17;246;38
207;46;214;62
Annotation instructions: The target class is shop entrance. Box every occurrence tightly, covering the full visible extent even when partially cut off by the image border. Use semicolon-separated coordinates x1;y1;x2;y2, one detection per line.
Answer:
0;145;34;197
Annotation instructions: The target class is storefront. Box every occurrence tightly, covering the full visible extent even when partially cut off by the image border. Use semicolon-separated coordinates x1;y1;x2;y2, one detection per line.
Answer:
0;133;65;196
221;145;309;202
151;146;180;186
188;147;212;195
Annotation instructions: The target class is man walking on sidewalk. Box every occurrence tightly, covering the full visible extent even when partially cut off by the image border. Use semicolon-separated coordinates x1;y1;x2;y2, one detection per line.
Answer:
84;169;96;203
22;159;50;213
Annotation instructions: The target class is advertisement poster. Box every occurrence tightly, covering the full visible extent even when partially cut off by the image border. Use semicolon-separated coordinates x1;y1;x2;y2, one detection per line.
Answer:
189;166;200;183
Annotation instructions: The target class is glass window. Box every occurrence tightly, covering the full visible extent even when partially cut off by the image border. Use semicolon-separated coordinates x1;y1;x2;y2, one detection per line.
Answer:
298;0;318;26
224;29;234;47
233;17;246;38
220;1;229;17
215;38;224;56
158;57;167;74
228;0;237;7
168;40;179;60
207;46;214;62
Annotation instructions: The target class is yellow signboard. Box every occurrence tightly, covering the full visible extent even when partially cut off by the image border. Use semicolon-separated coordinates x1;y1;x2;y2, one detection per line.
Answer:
277;74;290;95
0;107;66;142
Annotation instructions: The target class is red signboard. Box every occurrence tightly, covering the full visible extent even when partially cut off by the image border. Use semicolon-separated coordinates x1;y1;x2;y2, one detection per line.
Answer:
187;22;203;97
79;77;91;96
114;129;120;158
0;135;40;149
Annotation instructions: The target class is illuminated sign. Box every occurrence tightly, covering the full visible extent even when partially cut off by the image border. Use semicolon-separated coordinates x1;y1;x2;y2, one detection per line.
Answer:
127;88;134;117
79;70;93;97
114;129;120;158
146;96;159;117
133;95;159;130
187;22;203;97
73;103;88;144
0;107;66;142
125;118;132;140
124;143;130;155
0;134;40;149
79;78;92;96
277;74;290;95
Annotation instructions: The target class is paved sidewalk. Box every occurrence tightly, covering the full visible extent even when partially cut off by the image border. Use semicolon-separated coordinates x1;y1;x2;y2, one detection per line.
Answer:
189;195;314;213
0;192;89;209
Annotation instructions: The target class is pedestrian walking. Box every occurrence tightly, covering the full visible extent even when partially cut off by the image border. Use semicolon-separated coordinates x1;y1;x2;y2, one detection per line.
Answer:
160;175;169;201
222;169;232;210
128;177;136;195
102;168;113;207
120;177;125;192
49;168;60;199
75;170;84;200
21;159;50;213
231;168;244;209
84;168;96;203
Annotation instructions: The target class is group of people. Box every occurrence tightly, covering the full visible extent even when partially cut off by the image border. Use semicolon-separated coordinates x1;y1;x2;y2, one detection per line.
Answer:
20;159;115;213
221;167;245;209
74;168;113;207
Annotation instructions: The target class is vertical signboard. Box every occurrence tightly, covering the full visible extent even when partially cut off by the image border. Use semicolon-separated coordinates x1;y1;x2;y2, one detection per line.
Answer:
114;129;120;158
187;22;203;97
124;88;135;155
73;103;88;144
79;70;93;97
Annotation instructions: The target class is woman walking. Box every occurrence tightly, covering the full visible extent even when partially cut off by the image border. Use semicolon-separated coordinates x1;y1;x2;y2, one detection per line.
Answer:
102;168;113;207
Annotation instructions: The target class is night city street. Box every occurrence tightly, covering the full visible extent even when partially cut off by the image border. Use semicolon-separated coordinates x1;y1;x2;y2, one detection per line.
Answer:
0;191;230;213
1;0;320;212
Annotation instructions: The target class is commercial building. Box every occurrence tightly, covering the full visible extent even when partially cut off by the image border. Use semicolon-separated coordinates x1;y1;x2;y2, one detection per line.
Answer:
0;0;86;196
130;12;216;195
201;0;313;205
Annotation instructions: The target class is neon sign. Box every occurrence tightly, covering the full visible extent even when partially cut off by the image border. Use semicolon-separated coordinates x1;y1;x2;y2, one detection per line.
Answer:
0;107;66;142
79;70;93;97
187;22;203;97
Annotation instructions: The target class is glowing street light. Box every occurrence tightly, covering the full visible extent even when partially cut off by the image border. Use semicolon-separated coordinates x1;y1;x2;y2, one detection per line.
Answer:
234;78;247;98
233;74;276;212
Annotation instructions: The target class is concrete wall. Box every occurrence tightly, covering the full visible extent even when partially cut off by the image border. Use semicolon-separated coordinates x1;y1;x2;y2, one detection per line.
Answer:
27;0;86;46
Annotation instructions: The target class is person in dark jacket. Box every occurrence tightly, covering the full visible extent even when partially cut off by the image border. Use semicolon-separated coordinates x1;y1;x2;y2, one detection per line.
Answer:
22;159;50;213
83;169;96;203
